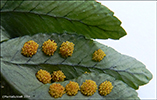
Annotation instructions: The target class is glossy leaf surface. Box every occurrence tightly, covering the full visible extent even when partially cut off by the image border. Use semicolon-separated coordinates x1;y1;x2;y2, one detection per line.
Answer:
1;1;126;39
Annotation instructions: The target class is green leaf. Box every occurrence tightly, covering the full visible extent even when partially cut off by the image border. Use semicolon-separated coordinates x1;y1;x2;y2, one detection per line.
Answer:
1;60;139;99
1;33;152;90
0;26;10;42
1;1;126;39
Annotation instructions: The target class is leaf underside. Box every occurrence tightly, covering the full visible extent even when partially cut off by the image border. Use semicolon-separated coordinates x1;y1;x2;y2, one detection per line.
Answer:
1;60;139;99
1;33;152;92
1;1;126;39
0;26;10;42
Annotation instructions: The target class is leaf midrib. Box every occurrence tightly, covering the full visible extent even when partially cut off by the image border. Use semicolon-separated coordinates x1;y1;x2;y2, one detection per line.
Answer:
2;60;145;77
1;10;118;33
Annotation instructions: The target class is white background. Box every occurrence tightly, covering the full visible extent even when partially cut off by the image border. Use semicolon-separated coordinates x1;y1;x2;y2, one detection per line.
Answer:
97;1;156;99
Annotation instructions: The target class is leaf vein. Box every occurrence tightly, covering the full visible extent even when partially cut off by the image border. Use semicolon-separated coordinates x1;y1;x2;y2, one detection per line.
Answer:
26;57;32;64
10;50;20;61
0;1;7;11
43;57;51;64
63;2;84;18
13;0;24;11
46;6;58;15
1;11;119;33
29;3;40;12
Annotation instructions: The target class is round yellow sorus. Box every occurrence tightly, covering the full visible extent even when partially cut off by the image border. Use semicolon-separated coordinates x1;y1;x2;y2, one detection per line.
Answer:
51;70;66;82
84;71;90;74
59;41;75;58
65;81;80;96
36;69;52;84
80;80;97;96
92;49;106;62
49;83;65;98
42;39;57;56
99;81;113;96
21;40;39;57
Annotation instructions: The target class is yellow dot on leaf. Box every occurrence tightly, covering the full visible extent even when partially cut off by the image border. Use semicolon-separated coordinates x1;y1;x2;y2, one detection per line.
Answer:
59;41;74;58
99;81;113;96
51;70;66;82
80;80;97;96
42;39;57;56
65;81;80;96
36;69;52;84
21;40;39;57
92;49;106;62
49;83;65;98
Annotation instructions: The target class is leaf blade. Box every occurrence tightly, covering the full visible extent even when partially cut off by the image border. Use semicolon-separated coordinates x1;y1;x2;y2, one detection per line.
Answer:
1;33;152;90
0;26;10;42
1;1;127;39
1;61;140;99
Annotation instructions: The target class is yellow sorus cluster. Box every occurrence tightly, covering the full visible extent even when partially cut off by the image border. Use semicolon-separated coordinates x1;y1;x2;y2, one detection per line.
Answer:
99;81;113;96
42;39;57;56
59;41;75;58
84;71;88;74
21;40;39;57
92;49;106;62
51;70;66;82
36;69;52;84
49;83;65;98
80;80;97;96
84;71;91;74
65;81;80;96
